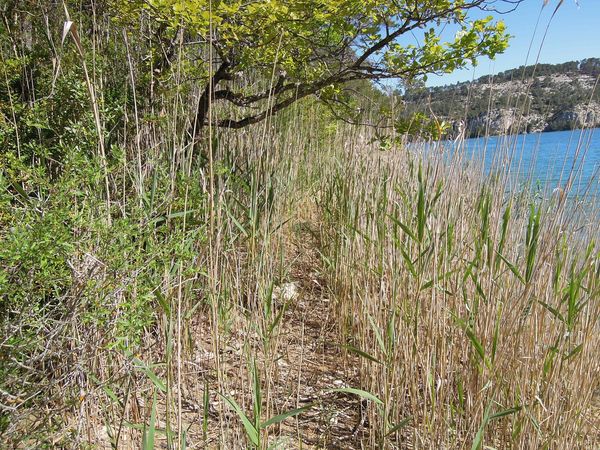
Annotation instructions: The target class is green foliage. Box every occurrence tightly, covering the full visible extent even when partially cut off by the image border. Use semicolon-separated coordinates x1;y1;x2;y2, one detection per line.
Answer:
132;0;508;81
0;13;130;167
395;112;451;141
1;147;208;342
110;0;513;131
0;139;209;442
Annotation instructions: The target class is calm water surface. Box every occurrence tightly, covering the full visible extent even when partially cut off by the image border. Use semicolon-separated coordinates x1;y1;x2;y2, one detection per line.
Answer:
460;128;600;197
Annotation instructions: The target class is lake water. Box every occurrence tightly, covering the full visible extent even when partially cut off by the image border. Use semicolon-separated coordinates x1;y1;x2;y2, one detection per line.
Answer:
459;128;600;198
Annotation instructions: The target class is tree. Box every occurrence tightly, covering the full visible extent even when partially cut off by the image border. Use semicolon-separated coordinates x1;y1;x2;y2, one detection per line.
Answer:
116;1;522;138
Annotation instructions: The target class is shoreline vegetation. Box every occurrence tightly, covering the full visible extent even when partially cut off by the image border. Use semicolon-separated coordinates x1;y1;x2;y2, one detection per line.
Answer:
1;1;599;449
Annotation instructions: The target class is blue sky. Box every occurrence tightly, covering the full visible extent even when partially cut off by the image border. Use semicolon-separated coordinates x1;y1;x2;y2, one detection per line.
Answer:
425;0;600;87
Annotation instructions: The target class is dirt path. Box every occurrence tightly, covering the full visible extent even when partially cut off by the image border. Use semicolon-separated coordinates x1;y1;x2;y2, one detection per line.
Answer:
178;221;364;449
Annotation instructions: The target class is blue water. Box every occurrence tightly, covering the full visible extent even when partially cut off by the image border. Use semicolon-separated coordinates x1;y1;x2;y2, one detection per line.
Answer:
460;128;600;198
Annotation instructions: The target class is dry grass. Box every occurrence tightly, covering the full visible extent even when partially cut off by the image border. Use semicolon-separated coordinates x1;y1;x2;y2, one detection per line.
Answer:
316;132;600;448
6;117;599;448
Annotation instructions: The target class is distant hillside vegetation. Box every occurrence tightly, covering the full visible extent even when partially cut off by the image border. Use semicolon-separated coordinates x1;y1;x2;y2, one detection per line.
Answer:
402;58;600;137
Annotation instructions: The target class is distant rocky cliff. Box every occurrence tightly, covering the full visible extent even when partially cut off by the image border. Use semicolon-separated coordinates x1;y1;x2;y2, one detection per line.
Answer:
465;101;600;136
402;59;600;137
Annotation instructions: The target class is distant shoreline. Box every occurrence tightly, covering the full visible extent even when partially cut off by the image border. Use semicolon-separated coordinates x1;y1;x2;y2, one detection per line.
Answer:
402;59;600;139
465;125;599;140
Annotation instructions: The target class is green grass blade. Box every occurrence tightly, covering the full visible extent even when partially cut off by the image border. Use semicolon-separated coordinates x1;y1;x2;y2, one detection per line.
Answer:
129;354;167;392
387;213;417;242
538;300;565;323
219;394;259;446
142;391;157;450
465;328;488;368
496;251;525;284
260;405;313;429
328;387;383;405
471;403;492;450
384;416;412;436
417;182;425;243
489;406;522;420
344;344;383;365
366;313;387;357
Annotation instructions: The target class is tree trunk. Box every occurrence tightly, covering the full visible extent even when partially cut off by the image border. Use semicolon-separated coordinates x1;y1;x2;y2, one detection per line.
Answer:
192;61;230;141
